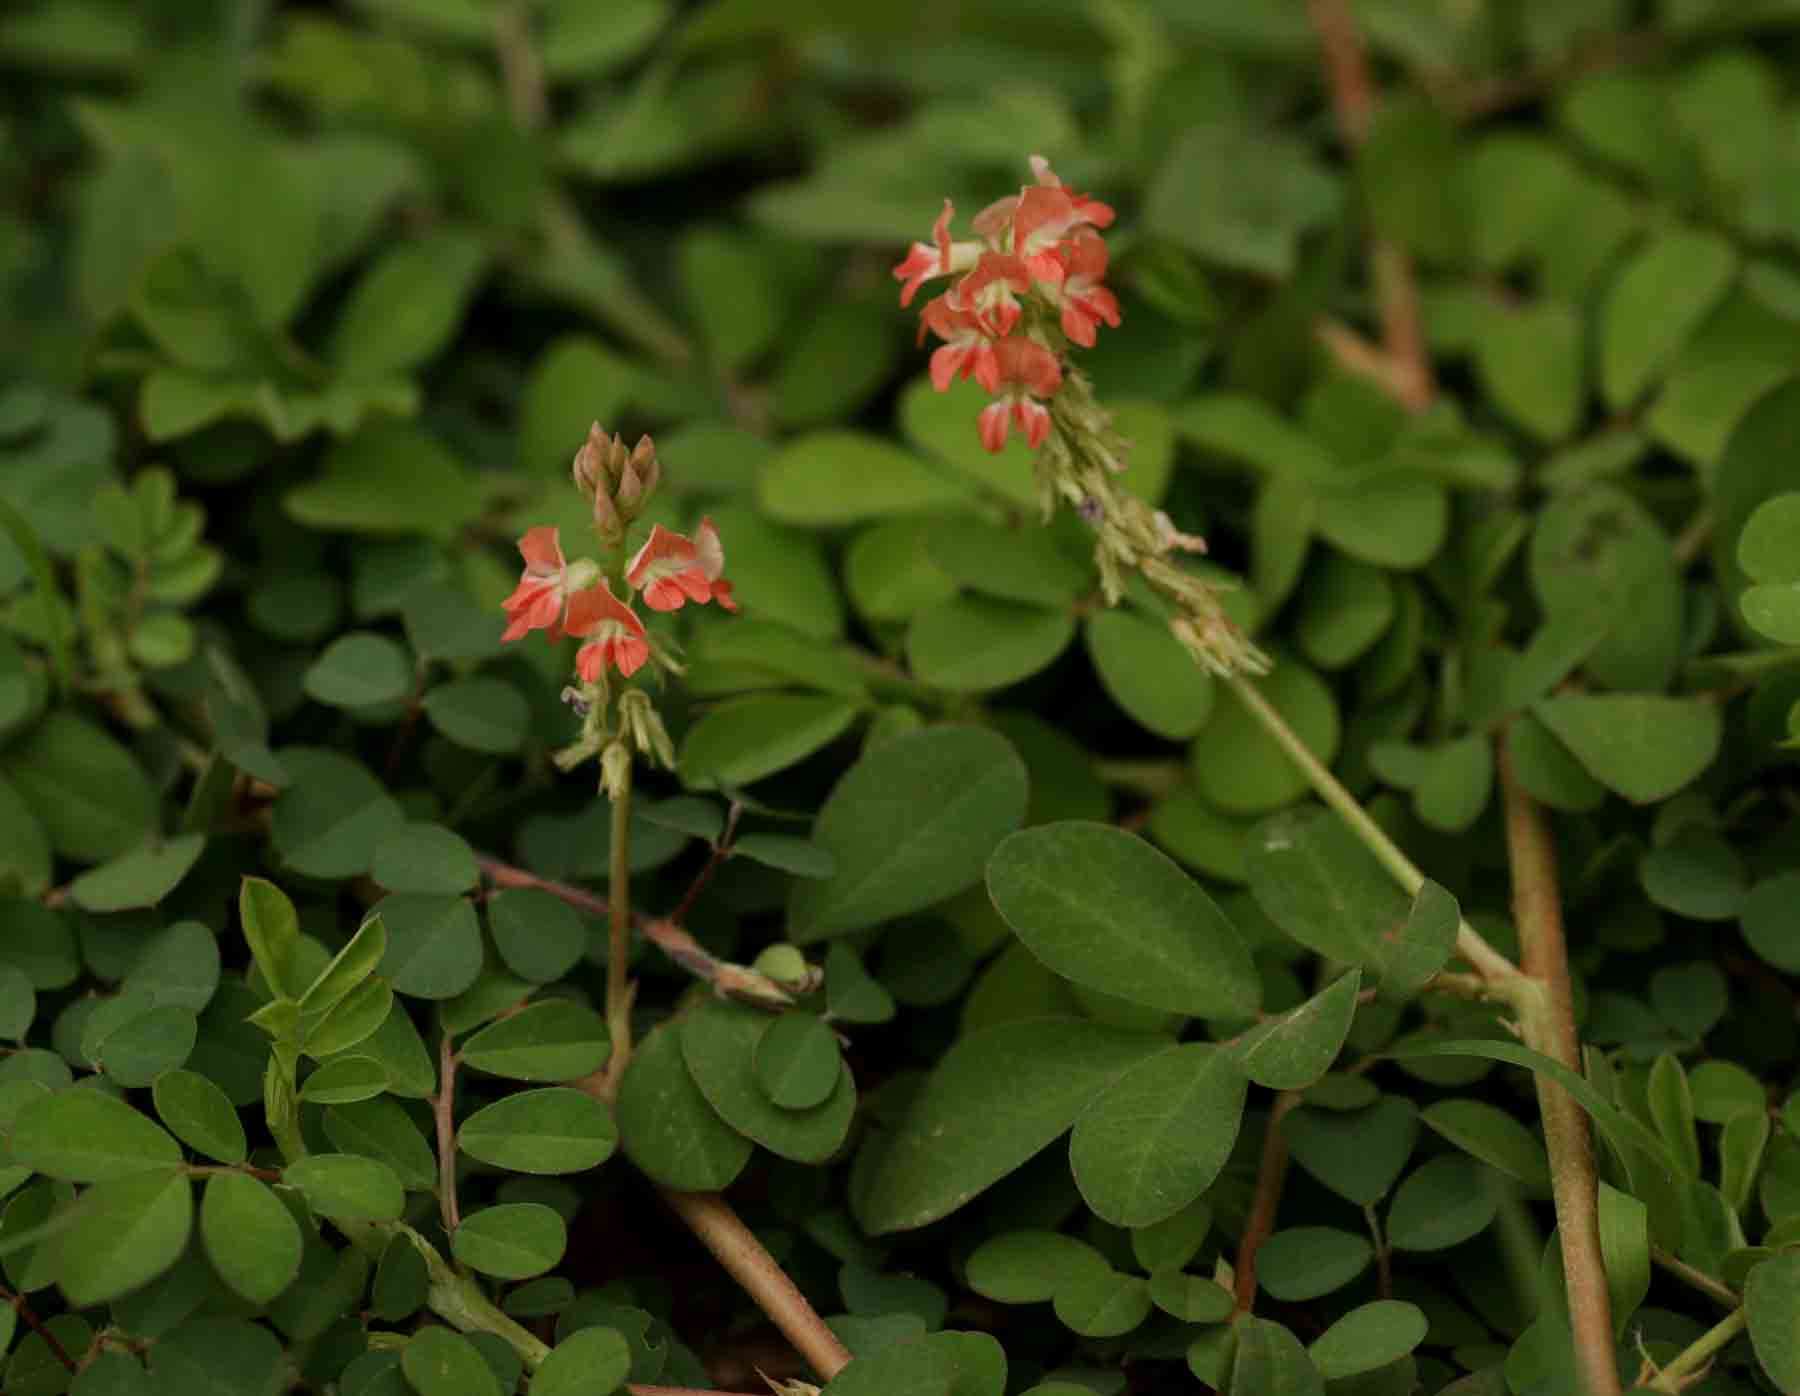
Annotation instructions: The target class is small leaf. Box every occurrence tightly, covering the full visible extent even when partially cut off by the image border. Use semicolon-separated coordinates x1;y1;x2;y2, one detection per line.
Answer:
299;915;389;1019
753;1013;841;1110
10;1089;182;1181
302;632;413;710
68;835;206;913
1229;970;1360;1090
1746;1252;1800;1394
282;1153;406;1222
680;695;859;789
1421;1099;1550;1190
1533;695;1722;805
300;1056;389;1105
421;678;529;755
460;1001;610;1082
681;999;854;1163
402;1326;503;1396
52;1167;193;1306
1245;806;1408;969
152;1069;246;1164
616;1021;751;1191
1258;1226;1372;1301
452;1203;567;1280
533;1326;633;1396
1308;1301;1429;1380
201;1172;302;1305
458;1088;617;1175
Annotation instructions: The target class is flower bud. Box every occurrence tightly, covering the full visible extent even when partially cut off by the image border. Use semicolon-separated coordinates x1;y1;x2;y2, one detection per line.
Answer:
619;689;676;770
572;425;663;545
600;740;633;801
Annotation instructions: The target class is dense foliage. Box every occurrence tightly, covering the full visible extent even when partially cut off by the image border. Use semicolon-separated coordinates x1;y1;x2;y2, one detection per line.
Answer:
8;1;1800;1394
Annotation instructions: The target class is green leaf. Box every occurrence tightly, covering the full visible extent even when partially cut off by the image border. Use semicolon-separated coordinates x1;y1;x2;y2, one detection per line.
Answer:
1284;1097;1419;1206
753;1013;840;1110
1229;1317;1325;1396
200;1172;301;1305
307;977;395;1059
854;1017;1171;1234
458;1088;617;1174
473;892;579;990
299;914;389;1019
1314;474;1448;569
1743;873;1800;972
302;632;413;710
1476;301;1584;441
616;1020;751;1191
1147;1269;1233;1323
1258;1226;1372;1301
1412;736;1493;834
820;1336;955;1396
1746;1252;1800;1393
460;1000;609;1082
270;749;405;881
10;1089;181;1181
452;1203;567;1280
52;1167;193;1306
906;597;1075;693
1229;970;1360;1090
403;1326;503;1396
329;229;486;380
300;1056;388;1105
1598;1182;1650;1335
323;1096;437;1191
376;893;483;1000
284;422;483;539
965;1230;1108;1304
1294;553;1395;669
2;711;156;863
1052;1268;1152;1339
421;678;529;755
282;1153;406;1222
1309;1301;1429;1381
1084;611;1214;739
681;998;853;1163
733;834;834;878
1421;1099;1550;1190
1740;492;1800;583
1600;226;1737;408
928;519;1089;607
1069;1044;1246;1227
1532;695;1722;804
679;695;859;789
758;432;967;526
1190;662;1340;815
790;726;1027;942
90;1002;197;1088
151;1069;246;1165
532;1326;633;1396
67;835;204;913
1245;805;1409;967
985;822;1259;1019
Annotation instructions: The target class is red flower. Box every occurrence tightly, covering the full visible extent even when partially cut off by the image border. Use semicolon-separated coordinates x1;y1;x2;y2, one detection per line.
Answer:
976;338;1063;453
921;299;1001;393
501;527;579;642
1055;234;1122;348
950;252;1031;337
625;525;712;612
694;516;738;613
893;200;983;308
566;582;649;681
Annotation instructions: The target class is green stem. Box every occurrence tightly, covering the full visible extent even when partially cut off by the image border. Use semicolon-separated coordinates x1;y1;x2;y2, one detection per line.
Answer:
1222;674;1523;993
1647;1306;1746;1393
264;1047;306;1165
604;760;634;1095
413;1229;552;1367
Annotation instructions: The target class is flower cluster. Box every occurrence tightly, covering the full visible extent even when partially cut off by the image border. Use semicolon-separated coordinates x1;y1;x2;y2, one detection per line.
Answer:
894;156;1120;452
503;424;737;679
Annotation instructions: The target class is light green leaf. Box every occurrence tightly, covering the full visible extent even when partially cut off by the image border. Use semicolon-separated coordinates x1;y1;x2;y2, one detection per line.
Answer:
282;1153;406;1222
680;695;859;789
532;1325;633;1396
1601;226;1737;408
906;597;1075;693
458;1088;617;1174
52;1167;193;1306
758;432;967;526
616;1020;751;1191
1308;1301;1428;1381
1085;611;1214;740
452;1203;567;1280
2;711;156;863
284;422;483;539
10;1089;182;1181
151;1069;246;1165
1190;662;1340;815
461;1000;610;1083
201;1172;302;1305
1533;695;1722;804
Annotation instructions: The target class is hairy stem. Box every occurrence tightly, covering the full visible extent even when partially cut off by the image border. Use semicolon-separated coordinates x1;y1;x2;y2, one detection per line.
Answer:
1499;741;1621;1396
1222;675;1522;991
1652;1247;1740;1309
1233;1091;1299;1313
1645;1306;1746;1393
661;1190;851;1380
604;764;636;1097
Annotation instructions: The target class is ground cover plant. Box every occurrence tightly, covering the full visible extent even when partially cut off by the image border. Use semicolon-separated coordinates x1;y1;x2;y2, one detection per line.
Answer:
7;0;1800;1393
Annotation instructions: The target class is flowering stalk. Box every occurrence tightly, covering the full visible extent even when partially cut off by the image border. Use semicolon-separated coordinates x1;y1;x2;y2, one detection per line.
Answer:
893;162;1523;991
500;426;739;1089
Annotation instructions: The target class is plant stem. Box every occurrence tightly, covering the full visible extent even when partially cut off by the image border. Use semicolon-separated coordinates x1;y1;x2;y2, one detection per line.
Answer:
604;763;636;1097
476;856;802;1008
416;1233;552;1366
1646;1306;1746;1393
1232;1091;1299;1313
1499;741;1621;1396
435;1034;462;1234
1;1286;75;1373
1306;0;1434;411
661;1190;851;1381
1222;675;1522;992
1652;1247;1740;1309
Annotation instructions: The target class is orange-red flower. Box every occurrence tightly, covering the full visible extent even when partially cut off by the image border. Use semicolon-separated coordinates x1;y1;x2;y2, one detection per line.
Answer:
1055;234;1122;348
501;527;587;642
921;299;1002;393
566;582;649;680
625;525;713;613
976;338;1062;453
694;517;738;613
893;200;983;308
